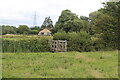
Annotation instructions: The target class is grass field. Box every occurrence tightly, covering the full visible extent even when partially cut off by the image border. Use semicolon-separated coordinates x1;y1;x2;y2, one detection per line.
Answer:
2;51;118;78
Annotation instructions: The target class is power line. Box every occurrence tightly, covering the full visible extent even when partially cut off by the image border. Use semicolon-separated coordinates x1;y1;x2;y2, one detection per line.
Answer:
33;11;37;27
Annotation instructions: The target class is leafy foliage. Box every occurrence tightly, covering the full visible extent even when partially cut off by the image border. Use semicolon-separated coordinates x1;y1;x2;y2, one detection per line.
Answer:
30;26;40;30
53;31;92;52
29;30;39;34
53;31;68;40
17;25;30;34
1;25;17;35
41;17;53;30
54;10;80;33
1;2;119;51
89;2;119;50
54;10;90;34
2;36;52;53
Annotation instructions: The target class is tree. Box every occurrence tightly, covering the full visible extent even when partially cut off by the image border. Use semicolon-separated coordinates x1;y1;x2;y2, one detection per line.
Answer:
54;10;90;33
41;16;53;30
80;16;90;34
30;26;40;30
89;2;119;49
29;30;39;34
2;25;17;35
18;25;30;34
29;26;40;34
89;11;104;35
80;16;89;21
54;10;81;33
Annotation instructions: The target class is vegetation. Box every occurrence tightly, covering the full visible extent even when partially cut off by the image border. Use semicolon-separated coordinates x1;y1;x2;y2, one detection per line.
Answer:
1;1;119;78
2;34;53;40
2;35;53;53
41;16;53;30
52;2;119;50
17;25;30;34
2;28;117;53
53;31;116;51
1;2;119;50
53;10;88;33
2;51;118;78
53;31;93;52
2;25;17;35
29;30;39;34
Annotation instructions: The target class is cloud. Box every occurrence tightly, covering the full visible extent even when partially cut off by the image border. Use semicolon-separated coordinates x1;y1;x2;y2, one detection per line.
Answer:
0;0;106;27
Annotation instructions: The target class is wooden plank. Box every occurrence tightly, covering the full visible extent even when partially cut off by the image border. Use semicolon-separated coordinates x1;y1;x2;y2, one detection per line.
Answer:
50;40;67;52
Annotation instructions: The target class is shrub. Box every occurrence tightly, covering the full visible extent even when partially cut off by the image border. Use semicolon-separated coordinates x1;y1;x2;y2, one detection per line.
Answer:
2;38;51;53
91;37;105;51
53;31;69;40
2;25;17;35
29;30;39;34
67;31;92;52
53;31;92;52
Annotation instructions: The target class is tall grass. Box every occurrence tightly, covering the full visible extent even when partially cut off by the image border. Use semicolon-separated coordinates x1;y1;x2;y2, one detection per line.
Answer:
2;51;118;78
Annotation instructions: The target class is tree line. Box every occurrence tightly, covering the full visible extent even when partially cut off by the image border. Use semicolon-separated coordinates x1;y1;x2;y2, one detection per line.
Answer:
1;2;119;42
1;16;53;35
1;1;120;51
1;2;119;35
52;2;119;50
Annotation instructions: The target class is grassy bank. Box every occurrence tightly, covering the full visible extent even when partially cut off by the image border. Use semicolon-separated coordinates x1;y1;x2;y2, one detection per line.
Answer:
2;51;118;78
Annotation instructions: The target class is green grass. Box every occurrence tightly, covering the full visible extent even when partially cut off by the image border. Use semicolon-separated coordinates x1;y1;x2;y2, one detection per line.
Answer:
2;51;118;78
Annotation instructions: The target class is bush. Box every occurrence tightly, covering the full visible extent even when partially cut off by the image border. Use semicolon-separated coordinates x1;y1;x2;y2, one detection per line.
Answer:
17;25;30;34
53;31;92;52
91;37;105;51
53;31;116;51
53;31;69;40
2;25;17;35
29;30;39;34
68;31;92;52
91;35;117;51
2;38;51;53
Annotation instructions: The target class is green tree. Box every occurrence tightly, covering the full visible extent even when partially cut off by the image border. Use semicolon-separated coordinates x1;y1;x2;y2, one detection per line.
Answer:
2;25;17;35
29;26;40;34
89;11;104;35
41;16;53;30
54;10;80;33
18;25;30;34
89;2;119;49
29;30;39;34
80;16;89;21
54;10;90;33
30;26;40;30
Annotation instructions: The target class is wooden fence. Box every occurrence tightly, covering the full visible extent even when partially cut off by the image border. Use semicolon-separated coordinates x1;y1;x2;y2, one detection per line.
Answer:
50;40;67;52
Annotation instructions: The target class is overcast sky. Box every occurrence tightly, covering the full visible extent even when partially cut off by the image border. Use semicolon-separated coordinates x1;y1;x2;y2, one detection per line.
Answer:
0;0;107;27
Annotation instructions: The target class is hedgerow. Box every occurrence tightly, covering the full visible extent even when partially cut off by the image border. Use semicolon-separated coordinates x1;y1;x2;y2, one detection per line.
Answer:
53;31;116;52
2;38;51;53
53;31;93;52
2;32;116;53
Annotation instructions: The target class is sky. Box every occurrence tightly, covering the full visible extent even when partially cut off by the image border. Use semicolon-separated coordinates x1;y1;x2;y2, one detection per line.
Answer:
0;0;107;27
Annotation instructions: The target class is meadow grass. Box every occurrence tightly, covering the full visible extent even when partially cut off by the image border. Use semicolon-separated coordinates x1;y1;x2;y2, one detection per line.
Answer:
2;51;118;78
